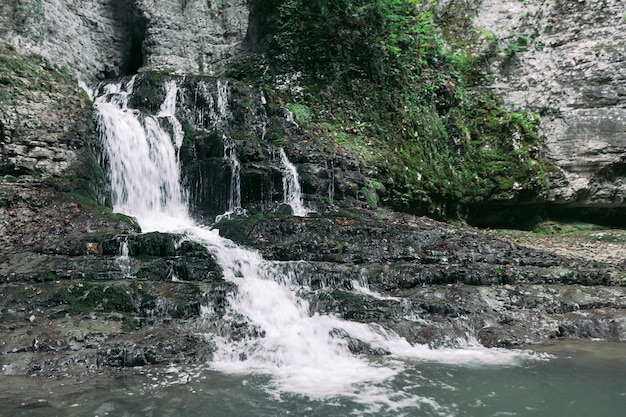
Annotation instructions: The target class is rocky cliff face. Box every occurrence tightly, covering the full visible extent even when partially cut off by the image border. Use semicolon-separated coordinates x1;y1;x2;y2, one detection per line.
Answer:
0;46;92;188
1;0;625;381
2;0;624;219
470;0;626;216
139;0;249;76
0;0;249;82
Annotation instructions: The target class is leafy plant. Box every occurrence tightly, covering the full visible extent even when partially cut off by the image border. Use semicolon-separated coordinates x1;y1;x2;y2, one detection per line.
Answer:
285;103;312;123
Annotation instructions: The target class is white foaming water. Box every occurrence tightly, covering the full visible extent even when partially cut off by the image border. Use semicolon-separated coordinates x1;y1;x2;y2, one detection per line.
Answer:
94;77;190;232
115;237;132;278
221;135;244;218
279;148;308;217
351;270;400;301
158;80;184;150
93;77;535;405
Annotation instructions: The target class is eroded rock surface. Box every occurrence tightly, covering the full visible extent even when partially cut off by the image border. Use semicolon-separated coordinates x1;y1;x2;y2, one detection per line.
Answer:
215;210;626;347
0;47;92;186
1;0;625;383
0;0;249;82
470;0;626;211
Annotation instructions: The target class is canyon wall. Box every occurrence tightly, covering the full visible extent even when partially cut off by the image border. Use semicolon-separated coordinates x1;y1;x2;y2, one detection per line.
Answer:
0;0;249;82
469;0;626;212
1;0;625;221
1;0;625;376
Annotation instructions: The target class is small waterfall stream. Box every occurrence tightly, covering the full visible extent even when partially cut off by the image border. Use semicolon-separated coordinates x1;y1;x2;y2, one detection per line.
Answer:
213;80;245;221
92;76;531;405
278;148;308;216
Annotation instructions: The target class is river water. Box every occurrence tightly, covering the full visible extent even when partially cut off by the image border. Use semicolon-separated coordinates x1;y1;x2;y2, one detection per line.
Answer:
26;77;622;417
2;340;625;417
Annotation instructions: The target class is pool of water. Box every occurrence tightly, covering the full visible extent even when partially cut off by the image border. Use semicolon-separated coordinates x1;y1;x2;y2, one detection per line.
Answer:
2;339;624;417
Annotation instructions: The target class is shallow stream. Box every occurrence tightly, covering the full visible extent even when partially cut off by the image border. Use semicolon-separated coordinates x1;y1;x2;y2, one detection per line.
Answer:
2;340;624;417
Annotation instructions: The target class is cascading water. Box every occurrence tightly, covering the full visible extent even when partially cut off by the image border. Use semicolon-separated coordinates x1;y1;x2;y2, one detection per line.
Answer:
210;80;245;222
115;237;132;278
94;77;189;232
216;134;244;221
92;76;535;408
158;80;184;150
278;148;308;217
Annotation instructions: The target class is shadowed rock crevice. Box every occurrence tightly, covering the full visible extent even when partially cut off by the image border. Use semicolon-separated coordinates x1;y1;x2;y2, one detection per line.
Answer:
110;0;147;77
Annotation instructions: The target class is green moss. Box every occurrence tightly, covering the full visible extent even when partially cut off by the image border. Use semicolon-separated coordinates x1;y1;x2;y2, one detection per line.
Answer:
51;284;136;315
121;313;136;332
326;209;361;220
0;46;80;106
247;0;549;218
182;120;197;142
285;103;313;124
213;213;274;244
360;186;377;209
68;192;140;229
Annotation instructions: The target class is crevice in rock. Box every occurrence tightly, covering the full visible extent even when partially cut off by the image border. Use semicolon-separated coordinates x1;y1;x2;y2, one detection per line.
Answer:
243;2;268;53
0;118;5;142
598;159;626;181
110;0;148;76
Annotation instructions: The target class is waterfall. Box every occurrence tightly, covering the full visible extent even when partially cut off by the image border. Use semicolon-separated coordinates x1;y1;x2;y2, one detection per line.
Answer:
93;77;190;232
158;80;184;150
208;80;245;222
215;82;242;217
92;76;530;403
328;159;335;203
279;148;308;217
215;134;244;222
115;237;131;278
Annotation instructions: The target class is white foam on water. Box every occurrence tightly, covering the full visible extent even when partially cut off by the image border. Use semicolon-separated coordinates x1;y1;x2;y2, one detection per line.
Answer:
94;77;190;230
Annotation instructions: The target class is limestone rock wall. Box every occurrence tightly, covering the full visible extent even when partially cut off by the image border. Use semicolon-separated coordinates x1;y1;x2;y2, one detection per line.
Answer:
0;0;250;82
138;0;249;76
0;0;141;81
0;47;91;185
470;0;626;208
2;0;625;217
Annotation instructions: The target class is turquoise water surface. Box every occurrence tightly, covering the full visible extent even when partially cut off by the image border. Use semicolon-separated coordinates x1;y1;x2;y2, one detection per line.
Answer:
2;340;624;417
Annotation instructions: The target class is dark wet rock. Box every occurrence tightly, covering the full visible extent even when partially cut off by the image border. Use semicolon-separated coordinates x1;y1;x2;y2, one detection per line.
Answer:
275;203;294;217
0;183;229;377
120;73;371;221
330;328;390;356
214;210;612;287
214;209;626;347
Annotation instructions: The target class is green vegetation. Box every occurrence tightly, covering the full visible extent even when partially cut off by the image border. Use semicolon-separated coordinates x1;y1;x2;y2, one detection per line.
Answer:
68;192;140;229
182;120;197;142
285;103;313;124
532;221;626;243
51;283;136;331
51;283;135;315
492;220;626;244
0;45;80;106
245;0;549;217
503;34;529;60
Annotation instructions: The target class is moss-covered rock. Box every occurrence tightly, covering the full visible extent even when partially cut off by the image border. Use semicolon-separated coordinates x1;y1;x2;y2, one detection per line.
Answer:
242;0;550;223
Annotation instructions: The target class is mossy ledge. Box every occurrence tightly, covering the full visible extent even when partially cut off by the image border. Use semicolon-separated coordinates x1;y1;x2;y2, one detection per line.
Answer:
237;0;550;224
